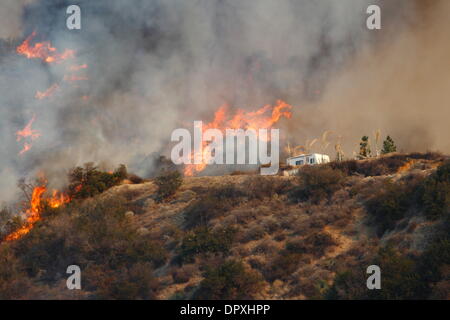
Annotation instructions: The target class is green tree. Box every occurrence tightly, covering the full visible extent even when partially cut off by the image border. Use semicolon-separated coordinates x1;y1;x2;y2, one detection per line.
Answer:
194;260;263;299
382;136;397;154
68;163;127;199
359;136;371;159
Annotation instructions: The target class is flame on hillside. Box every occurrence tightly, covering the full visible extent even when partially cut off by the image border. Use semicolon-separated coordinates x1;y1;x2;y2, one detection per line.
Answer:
184;100;292;176
397;159;417;173
4;185;71;241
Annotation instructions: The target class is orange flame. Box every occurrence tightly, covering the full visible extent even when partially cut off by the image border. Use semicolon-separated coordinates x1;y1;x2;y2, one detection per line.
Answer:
48;190;71;209
4;186;71;241
184;100;292;176
68;64;88;71
4;186;46;241
17;32;75;63
19;142;32;156
16;115;40;141
35;83;59;100
16;115;41;155
397;160;416;173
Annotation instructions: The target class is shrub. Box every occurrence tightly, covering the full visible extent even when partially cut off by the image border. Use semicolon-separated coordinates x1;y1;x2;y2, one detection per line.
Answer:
128;173;144;184
154;170;183;202
178;226;236;264
241;225;266;243
357;157;405;176
417;237;450;284
212;185;247;199
418;160;450;220
325;247;427;300
369;247;426;299
324;270;366;300
252;239;278;256
0;246;32;299
68;163;127;199
286;232;336;257
13;197;168;284
328;160;358;176
183;187;241;229
265;252;302;281
242;176;293;200
365;179;413;236
194;260;264;299
0;207;12;229
86;262;159;299
329;153;442;177
290;166;345;203
172;265;196;284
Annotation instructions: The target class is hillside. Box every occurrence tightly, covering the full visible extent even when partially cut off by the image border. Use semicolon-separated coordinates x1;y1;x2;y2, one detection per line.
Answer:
0;152;449;299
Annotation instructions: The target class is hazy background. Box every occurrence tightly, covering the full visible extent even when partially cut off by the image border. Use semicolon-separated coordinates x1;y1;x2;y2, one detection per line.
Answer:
0;0;448;203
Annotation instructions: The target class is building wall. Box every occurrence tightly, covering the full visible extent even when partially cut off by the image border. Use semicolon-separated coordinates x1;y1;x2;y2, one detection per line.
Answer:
287;153;330;166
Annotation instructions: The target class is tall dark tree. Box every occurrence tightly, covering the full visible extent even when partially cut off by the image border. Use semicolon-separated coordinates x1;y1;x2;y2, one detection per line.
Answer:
382;136;397;154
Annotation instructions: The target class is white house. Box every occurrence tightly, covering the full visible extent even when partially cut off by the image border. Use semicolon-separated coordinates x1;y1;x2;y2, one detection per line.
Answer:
286;153;330;167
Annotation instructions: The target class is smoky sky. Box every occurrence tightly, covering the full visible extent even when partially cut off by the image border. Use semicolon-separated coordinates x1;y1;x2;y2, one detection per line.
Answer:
0;0;448;203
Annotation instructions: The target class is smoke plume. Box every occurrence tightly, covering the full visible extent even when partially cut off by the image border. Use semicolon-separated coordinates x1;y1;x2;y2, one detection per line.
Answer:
0;0;448;203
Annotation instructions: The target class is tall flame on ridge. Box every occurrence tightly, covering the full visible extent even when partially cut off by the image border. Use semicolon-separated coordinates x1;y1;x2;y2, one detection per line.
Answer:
184;99;293;176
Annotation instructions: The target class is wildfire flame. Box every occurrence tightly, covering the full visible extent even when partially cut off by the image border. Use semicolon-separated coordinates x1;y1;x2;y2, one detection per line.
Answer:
397;159;416;173
35;83;59;100
184;99;293;176
17;32;75;63
48;190;71;209
4;186;46;241
68;64;88;71
19;142;32;156
4;186;71;241
16;115;41;155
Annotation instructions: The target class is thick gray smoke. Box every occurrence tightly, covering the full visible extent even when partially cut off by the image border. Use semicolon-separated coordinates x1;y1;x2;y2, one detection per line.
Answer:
0;0;446;204
291;0;450;157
